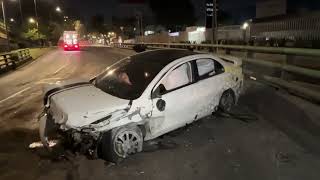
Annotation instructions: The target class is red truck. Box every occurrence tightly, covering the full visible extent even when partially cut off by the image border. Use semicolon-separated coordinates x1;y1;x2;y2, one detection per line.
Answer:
63;31;79;51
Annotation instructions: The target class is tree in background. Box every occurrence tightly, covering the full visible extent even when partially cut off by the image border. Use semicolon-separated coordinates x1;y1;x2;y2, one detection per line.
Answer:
74;20;86;38
21;28;46;41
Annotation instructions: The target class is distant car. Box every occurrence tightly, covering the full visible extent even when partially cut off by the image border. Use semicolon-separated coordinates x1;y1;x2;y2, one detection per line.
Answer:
39;49;243;162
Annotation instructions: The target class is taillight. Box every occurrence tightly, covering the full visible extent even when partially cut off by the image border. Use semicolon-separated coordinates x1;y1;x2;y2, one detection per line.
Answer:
64;44;68;48
75;45;78;48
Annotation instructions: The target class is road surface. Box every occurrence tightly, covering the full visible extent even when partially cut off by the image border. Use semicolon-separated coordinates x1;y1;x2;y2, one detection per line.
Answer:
0;47;319;180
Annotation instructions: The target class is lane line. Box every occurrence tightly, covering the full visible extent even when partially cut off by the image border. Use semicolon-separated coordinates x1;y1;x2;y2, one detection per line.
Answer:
0;87;31;104
36;77;63;84
53;63;68;74
53;54;72;74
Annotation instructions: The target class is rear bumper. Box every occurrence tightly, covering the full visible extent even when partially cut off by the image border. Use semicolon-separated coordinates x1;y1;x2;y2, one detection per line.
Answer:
64;47;80;51
64;44;80;51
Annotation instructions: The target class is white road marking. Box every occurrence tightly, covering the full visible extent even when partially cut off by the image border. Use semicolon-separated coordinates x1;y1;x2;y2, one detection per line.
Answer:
53;54;73;74
0;87;31;104
36;77;63;84
53;63;68;74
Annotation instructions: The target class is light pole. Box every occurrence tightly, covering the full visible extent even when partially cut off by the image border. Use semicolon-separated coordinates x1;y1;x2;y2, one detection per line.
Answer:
33;0;39;31
212;0;217;45
32;0;40;44
17;0;23;23
1;1;10;51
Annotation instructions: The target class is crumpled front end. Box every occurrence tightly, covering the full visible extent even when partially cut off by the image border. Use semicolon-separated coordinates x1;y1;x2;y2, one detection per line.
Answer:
38;109;101;156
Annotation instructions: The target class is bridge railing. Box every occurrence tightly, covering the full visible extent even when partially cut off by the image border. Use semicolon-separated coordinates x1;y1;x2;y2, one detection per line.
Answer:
0;48;32;71
114;42;320;103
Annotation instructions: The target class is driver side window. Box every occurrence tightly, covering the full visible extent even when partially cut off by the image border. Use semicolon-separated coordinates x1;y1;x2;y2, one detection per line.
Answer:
159;62;192;94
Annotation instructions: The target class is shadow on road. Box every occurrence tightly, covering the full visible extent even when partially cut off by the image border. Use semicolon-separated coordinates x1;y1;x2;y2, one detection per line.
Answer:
241;82;320;155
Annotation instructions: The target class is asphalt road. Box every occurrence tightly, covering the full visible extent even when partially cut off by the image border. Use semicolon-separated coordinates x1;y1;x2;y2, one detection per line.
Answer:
0;47;319;180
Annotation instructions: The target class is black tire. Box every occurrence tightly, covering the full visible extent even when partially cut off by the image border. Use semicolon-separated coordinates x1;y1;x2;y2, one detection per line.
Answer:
99;126;143;163
219;90;235;112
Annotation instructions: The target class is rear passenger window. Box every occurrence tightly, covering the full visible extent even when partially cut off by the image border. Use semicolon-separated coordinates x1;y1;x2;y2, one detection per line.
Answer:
196;59;224;79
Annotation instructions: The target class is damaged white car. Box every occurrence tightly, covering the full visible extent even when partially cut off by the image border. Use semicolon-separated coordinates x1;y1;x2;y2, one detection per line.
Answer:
39;49;243;162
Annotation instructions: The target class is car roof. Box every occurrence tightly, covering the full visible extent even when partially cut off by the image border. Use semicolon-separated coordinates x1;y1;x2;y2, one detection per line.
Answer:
130;49;200;67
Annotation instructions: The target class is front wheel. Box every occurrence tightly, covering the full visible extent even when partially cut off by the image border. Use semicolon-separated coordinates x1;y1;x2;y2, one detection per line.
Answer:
99;125;143;163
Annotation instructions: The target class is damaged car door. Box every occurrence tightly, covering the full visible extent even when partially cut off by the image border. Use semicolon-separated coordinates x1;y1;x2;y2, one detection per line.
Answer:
148;62;197;138
190;58;227;119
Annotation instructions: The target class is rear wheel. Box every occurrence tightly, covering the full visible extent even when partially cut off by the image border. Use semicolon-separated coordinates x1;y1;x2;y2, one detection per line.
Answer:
99;126;143;163
219;90;235;112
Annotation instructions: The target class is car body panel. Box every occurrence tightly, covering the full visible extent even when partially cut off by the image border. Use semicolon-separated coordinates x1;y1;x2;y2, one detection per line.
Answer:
49;85;130;128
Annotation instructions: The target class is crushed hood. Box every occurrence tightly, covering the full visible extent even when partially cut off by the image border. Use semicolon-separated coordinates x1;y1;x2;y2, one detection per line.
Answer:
49;85;130;128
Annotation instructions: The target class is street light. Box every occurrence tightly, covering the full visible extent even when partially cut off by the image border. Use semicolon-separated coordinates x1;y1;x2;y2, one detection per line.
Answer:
242;22;249;30
9;0;23;23
56;6;61;13
9;18;14;22
29;17;36;24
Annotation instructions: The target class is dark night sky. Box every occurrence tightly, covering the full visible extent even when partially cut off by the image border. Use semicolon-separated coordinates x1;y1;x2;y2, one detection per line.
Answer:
65;0;256;24
37;0;320;25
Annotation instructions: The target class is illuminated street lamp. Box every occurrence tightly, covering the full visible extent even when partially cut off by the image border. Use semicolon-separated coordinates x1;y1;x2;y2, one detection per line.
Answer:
29;17;36;24
10;18;14;22
9;0;23;23
56;6;61;13
242;22;249;30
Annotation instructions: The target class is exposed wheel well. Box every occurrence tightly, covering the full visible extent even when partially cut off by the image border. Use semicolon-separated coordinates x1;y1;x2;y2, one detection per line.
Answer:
223;89;236;101
138;125;146;138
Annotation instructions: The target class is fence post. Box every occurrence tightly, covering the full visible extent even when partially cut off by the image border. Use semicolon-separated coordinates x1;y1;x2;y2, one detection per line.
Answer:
3;55;8;68
226;48;231;55
281;54;295;80
11;52;19;69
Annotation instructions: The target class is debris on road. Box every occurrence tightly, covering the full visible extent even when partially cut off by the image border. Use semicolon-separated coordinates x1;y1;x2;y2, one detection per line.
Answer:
29;140;58;149
276;152;296;163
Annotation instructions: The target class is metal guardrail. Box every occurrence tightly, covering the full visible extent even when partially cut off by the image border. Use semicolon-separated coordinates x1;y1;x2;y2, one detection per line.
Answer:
0;49;32;71
114;42;320;103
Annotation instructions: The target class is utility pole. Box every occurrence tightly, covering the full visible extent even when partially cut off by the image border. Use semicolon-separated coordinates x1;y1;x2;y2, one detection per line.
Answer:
33;0;40;45
1;1;9;51
18;0;23;23
212;0;218;45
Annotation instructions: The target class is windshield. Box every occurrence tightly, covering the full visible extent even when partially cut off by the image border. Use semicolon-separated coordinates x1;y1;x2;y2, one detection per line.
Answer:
94;56;163;100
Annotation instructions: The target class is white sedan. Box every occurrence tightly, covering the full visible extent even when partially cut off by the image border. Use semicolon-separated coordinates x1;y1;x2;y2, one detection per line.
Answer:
39;49;243;162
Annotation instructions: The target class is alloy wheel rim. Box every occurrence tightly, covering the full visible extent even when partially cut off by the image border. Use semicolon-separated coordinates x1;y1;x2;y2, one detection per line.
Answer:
114;130;142;158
